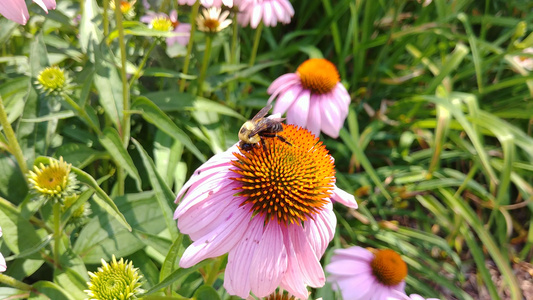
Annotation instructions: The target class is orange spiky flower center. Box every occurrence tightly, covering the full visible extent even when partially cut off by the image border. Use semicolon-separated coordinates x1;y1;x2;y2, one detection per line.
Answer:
370;249;408;286
296;58;340;94
231;124;335;226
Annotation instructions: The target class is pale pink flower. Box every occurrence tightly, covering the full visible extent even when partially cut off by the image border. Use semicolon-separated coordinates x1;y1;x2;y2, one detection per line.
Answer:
387;291;440;300
0;226;6;272
141;10;191;46
326;247;408;300
267;58;350;138
237;0;293;28
0;0;56;25
178;0;234;7
175;123;357;299
513;47;533;71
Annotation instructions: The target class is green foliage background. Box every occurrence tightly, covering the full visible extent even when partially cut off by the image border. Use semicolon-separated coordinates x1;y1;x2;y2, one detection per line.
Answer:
0;0;532;299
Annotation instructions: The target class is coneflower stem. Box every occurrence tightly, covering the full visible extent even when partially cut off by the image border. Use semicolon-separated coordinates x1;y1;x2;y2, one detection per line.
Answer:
197;34;213;96
179;0;200;92
129;40;157;87
63;94;101;135
53;201;61;268
0;95;28;178
114;0;129;196
248;22;263;66
0;274;32;291
226;10;239;107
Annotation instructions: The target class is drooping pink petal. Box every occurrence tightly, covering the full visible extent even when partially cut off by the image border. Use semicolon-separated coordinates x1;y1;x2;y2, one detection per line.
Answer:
250;4;262;28
250;221;288;297
33;0;56;13
262;1;273;26
331;185;357;208
179;204;251;268
224;217;264;298
304;202;335;256
331;272;375;300
286;89;310;128
306;95;323;136
272;85;302;115
331;247;374;262
319;94;343;138
325;259;372;276
0;0;29;25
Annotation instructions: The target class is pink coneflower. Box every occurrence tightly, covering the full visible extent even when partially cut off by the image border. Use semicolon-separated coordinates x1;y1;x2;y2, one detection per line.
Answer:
178;0;235;7
0;0;56;25
326;247;408;300
237;0;294;28
175;122;357;299
0;226;6;272
513;47;533;71
140;10;191;46
267;58;350;138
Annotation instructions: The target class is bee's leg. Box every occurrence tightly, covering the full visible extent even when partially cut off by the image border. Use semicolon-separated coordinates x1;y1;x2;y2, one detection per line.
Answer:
277;135;292;146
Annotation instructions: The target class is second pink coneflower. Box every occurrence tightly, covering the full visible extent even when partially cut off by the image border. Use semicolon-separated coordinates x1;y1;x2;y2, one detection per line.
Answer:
268;58;350;138
174;122;357;299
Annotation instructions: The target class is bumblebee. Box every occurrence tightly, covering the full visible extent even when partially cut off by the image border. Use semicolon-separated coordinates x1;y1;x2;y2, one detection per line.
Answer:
238;104;291;151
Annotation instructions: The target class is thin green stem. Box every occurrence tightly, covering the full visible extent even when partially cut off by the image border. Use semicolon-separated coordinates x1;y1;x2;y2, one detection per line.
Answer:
0;274;32;291
114;0;129;196
63;94;101;135
114;0;130;147
53;201;61;268
226;10;239;107
248;22;263;66
179;0;200;92
0;95;28;178
196;34;213;96
129;40;158;87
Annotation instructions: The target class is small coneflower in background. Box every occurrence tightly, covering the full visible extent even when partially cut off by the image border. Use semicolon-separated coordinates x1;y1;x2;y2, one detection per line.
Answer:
175;121;357;299
0;226;6;272
110;0;137;19
35;66;71;96
196;7;232;33
0;0;56;25
237;0;294;28
267;58;350;138
85;255;143;300
177;0;234;7
512;47;533;71
326;246;408;300
27;157;78;203
141;10;191;46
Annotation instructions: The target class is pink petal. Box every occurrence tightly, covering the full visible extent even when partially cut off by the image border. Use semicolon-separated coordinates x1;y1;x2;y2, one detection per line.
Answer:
169;10;178;22
325;259;371;276
331;247;374;263
33;0;56;12
267;73;299;95
331;272;375;300
319;94;343;138
286;89;310;128
306;95;323;137
250;4;262;28
331;185;357;208
304;202;335;256
250;221;288;297
0;0;29;25
0;253;5;272
272;85;302;115
262;1;273;26
224;217;264;298
179;204;251;268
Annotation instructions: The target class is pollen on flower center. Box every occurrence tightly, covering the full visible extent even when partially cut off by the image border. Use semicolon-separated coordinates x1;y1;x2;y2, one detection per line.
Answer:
37;66;66;92
230;124;336;225
152;17;173;31
296;58;340;95
370;249;408;286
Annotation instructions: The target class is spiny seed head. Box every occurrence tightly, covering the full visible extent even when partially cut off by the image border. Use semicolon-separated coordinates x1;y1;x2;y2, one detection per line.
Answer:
370;249;408;286
231;124;335;226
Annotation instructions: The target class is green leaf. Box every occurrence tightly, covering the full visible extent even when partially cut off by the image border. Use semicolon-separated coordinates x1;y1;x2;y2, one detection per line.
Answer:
79;0;103;54
0;153;28;204
132;97;206;162
194;285;221;300
99;128;142;190
54;252;90;300
132;139;179;239
54;143;109;169
0;198;42;255
143;260;210;296
29;281;75;300
73;192;165;264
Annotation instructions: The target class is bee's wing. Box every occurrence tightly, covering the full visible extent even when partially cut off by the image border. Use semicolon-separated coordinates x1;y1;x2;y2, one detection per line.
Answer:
251;104;272;122
247;120;271;137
